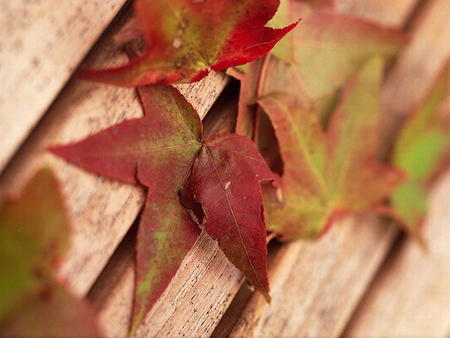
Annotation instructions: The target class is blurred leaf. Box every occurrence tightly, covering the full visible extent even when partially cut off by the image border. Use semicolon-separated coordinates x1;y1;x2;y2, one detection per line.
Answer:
0;168;101;337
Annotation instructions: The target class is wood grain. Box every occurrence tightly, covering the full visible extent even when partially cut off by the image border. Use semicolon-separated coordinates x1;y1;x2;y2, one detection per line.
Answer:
336;0;420;26
230;215;398;338
0;0;131;171
94;232;246;337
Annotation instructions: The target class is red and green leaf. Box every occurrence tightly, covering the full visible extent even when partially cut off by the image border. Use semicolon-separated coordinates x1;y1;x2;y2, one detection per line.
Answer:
50;85;273;333
258;57;404;239
233;0;408;139
78;0;298;87
0;168;101;337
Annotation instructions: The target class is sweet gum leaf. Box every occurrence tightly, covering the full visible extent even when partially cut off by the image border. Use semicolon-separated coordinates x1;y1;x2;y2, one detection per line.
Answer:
0;168;69;319
50;85;273;333
0;168;101;337
233;0;408;140
180;133;273;302
78;0;299;87
288;1;408;119
387;62;450;244
258;57;404;239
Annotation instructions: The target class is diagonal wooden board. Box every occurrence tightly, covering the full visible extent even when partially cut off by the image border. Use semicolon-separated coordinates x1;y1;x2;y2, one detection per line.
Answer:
0;0;131;171
345;172;450;337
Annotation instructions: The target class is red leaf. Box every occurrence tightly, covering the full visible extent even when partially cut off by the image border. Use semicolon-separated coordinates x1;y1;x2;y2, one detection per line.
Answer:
78;0;298;87
50;85;273;332
180;133;273;301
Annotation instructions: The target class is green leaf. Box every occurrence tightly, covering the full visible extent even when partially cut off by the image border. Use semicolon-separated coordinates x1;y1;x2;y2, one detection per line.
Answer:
0;168;101;337
389;63;450;242
259;57;404;239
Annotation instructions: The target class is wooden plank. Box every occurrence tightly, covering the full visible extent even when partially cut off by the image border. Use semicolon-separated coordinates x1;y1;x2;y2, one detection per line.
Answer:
0;0;133;172
229;215;398;338
93;232;246;337
336;0;420;26
344;172;450;337
226;0;450;336
0;7;229;300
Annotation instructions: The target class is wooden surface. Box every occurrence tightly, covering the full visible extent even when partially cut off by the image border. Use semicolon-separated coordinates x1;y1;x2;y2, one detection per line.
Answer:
0;0;130;171
2;0;450;337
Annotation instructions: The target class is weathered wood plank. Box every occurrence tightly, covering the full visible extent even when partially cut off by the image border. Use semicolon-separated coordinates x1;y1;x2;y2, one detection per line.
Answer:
0;0;132;171
229;215;398;338
336;0;420;26
94;232;245;337
344;172;450;338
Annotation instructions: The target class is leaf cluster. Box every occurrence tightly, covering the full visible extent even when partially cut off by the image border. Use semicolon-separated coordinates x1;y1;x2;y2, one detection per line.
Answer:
5;0;449;335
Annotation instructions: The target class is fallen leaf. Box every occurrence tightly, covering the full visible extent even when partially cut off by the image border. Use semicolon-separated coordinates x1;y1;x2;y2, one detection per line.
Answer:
0;168;101;337
50;85;273;333
384;62;450;245
78;0;298;87
258;57;404;239
234;0;408;139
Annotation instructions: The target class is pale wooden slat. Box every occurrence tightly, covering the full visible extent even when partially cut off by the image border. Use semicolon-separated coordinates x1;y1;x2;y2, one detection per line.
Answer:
336;0;420;26
96;232;245;338
0;0;129;171
229;215;398;338
345;172;450;338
